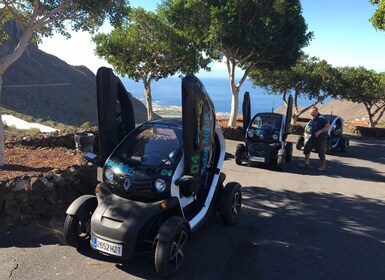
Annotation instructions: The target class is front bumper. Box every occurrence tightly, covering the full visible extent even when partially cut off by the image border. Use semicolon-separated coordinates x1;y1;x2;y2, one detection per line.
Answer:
246;141;279;164
90;184;181;259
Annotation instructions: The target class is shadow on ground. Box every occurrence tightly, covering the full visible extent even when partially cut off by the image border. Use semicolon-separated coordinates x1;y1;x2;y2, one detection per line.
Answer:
4;187;385;279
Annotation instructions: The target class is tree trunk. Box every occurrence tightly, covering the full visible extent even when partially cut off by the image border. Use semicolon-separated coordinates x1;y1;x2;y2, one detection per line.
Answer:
226;58;253;127
228;80;240;127
289;90;321;125
0;22;36;167
143;79;154;121
364;103;375;128
0;75;4;166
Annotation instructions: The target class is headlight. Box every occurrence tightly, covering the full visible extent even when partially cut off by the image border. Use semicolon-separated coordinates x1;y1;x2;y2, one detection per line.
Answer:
104;167;114;181
272;134;278;140
154;179;166;192
247;130;254;138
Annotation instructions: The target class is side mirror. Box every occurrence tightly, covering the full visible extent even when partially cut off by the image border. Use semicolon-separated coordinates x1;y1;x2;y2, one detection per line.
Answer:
175;175;195;197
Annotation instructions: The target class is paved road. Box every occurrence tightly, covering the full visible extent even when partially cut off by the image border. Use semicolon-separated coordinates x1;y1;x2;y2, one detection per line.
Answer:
1;135;384;280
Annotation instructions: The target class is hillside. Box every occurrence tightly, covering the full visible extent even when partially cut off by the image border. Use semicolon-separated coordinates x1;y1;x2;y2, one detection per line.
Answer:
1;20;149;127
276;99;385;125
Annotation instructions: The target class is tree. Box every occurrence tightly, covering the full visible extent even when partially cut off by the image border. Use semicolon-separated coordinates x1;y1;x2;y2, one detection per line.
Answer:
370;0;385;30
160;0;311;126
250;55;340;124
93;7;209;121
0;0;130;166
338;66;385;128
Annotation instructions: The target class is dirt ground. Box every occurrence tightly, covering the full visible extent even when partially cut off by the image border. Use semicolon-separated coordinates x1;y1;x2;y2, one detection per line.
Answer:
0;146;82;179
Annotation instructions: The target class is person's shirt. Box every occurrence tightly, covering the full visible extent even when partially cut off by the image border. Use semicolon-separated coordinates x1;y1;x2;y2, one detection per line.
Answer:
311;113;329;140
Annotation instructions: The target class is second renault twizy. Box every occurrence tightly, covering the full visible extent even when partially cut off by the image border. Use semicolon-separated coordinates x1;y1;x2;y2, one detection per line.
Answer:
235;92;293;170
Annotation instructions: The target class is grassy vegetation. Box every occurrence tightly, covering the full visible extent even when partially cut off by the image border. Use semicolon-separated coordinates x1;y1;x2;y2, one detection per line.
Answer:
1;107;77;138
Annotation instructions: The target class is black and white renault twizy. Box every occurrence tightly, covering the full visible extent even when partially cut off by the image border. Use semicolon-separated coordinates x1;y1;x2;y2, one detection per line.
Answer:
296;114;349;154
235;92;293;170
63;67;242;278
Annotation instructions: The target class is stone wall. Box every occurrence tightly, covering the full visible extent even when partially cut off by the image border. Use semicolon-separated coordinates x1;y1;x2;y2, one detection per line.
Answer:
0;130;98;231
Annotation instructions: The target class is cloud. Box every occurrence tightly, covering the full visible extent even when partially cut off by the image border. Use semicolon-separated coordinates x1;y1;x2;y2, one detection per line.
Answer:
39;30;112;73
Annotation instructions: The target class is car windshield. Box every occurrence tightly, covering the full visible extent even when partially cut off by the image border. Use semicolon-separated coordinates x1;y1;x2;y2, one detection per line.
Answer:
251;115;282;130
110;123;182;168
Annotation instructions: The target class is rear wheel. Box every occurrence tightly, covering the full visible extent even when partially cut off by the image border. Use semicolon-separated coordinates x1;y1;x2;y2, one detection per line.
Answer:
235;144;245;165
325;139;332;155
155;220;189;278
63;214;90;248
220;182;242;225
341;138;349;152
296;137;304;150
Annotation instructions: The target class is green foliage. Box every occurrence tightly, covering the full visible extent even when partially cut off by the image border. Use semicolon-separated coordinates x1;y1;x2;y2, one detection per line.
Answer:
159;0;311;126
81;122;91;129
27;127;41;136
370;0;385;30
338;67;382;103
160;0;312;70
93;7;209;81
338;66;385;127
249;55;339;104
0;0;130;44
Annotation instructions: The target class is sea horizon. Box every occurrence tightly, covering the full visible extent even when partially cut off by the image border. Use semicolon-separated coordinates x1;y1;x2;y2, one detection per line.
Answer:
122;76;328;114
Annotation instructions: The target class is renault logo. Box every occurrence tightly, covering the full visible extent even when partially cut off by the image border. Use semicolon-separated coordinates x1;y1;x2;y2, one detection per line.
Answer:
123;177;131;191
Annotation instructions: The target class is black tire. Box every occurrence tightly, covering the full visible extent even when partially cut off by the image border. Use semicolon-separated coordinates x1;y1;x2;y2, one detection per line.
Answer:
277;154;284;171
285;142;293;162
341;138;349;152
296;137;304;150
235;144;245;165
63;214;90;248
220;182;242;225
325;139;332;155
155;221;189;278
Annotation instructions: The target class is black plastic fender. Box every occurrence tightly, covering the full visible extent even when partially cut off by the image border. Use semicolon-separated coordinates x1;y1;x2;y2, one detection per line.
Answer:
157;216;190;243
66;195;97;221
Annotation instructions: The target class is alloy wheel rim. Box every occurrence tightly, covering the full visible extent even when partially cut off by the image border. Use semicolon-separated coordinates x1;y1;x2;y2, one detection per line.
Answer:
169;230;188;269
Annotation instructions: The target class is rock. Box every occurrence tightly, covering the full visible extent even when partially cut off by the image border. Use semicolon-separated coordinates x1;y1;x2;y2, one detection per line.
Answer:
13;179;30;192
30;177;46;191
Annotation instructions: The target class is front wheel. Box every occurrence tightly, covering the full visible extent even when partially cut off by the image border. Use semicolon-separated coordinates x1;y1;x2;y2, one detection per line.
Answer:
235;144;245;165
220;182;242;225
285;142;293;162
277;154;284;171
63;214;90;248
155;219;189;278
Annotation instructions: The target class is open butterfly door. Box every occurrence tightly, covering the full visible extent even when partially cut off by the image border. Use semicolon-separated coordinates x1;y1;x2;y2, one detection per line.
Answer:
242;91;251;136
284;94;294;137
96;67;135;163
181;74;216;192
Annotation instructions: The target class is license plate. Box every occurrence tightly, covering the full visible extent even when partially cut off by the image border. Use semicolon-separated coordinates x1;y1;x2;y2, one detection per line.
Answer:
250;156;265;163
93;236;122;257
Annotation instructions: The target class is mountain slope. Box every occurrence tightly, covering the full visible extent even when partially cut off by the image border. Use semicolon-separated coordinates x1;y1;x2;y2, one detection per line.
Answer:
1;20;149;126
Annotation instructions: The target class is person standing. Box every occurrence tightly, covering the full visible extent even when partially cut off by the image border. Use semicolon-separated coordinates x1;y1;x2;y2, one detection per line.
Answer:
299;106;331;171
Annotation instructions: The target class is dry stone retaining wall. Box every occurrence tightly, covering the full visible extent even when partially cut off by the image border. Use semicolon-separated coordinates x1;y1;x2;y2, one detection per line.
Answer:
0;130;98;231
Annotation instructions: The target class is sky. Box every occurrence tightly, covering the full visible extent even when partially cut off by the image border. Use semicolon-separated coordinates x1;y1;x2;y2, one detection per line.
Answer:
39;0;385;78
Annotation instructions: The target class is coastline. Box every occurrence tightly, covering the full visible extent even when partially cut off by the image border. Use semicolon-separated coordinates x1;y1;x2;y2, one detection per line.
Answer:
154;99;385;125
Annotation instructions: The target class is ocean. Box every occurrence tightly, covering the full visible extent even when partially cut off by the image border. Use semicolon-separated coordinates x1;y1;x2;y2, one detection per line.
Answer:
122;76;323;114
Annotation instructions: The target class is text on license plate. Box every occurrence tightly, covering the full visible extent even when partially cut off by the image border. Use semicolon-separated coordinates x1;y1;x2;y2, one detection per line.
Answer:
93;237;122;257
250;156;265;163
